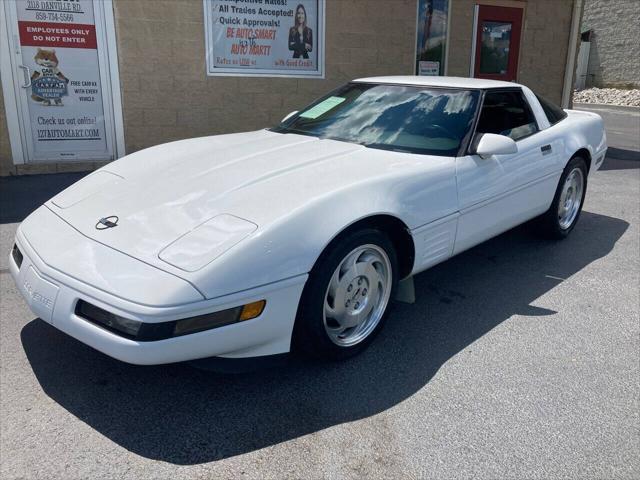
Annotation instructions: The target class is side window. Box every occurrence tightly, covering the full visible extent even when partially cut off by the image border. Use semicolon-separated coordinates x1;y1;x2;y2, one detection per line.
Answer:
535;94;568;125
476;90;539;141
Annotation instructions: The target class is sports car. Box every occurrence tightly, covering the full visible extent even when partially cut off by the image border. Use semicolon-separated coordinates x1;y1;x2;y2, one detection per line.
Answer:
9;76;607;364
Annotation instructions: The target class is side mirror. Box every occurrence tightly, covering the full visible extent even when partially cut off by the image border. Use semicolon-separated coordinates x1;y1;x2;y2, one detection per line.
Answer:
473;133;518;159
281;111;298;123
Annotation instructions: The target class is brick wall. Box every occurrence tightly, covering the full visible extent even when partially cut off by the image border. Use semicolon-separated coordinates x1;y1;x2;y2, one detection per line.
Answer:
519;0;574;103
114;0;577;153
448;0;575;105
581;0;640;88
115;0;416;154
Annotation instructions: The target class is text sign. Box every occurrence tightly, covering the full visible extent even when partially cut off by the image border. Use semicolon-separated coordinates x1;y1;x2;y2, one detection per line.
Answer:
16;0;110;159
204;0;325;77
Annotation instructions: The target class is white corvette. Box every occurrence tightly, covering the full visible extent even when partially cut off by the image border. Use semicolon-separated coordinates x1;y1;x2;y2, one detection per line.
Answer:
10;76;607;365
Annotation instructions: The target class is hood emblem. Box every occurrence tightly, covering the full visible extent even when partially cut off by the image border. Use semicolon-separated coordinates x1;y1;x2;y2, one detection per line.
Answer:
96;216;119;230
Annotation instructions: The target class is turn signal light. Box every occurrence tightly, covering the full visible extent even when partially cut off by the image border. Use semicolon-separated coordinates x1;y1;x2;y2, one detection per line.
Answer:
239;300;266;321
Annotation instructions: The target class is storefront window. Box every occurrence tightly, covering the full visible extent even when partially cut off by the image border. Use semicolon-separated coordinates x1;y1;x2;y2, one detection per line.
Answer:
479;21;512;75
415;0;449;76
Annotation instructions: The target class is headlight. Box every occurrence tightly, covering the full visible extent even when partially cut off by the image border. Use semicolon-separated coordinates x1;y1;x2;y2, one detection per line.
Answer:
76;300;142;337
75;299;266;341
159;214;257;272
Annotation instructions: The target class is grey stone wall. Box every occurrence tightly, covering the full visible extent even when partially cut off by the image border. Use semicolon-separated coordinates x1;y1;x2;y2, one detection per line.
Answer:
581;0;640;88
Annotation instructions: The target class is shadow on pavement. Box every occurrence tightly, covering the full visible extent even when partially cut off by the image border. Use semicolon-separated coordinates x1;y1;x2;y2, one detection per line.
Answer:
0;172;88;224
21;210;628;464
600;148;640;171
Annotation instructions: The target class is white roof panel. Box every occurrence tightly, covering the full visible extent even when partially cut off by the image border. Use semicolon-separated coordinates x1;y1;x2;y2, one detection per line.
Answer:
353;75;520;89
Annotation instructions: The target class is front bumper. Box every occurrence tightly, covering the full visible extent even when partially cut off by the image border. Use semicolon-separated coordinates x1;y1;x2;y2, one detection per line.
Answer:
10;214;307;365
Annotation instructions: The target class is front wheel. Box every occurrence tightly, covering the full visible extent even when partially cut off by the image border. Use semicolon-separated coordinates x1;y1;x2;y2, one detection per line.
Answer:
292;229;398;360
538;155;588;239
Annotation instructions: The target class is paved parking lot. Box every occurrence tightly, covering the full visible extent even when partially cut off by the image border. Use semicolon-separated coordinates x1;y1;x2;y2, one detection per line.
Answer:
1;105;638;479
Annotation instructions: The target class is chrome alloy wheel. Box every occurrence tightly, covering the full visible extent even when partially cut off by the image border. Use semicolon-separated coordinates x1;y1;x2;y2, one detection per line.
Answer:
558;167;585;229
323;244;392;347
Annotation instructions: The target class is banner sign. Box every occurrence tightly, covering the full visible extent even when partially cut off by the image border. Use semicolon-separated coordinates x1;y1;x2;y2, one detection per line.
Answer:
415;0;449;76
18;21;98;49
418;61;440;76
16;0;109;157
203;0;325;77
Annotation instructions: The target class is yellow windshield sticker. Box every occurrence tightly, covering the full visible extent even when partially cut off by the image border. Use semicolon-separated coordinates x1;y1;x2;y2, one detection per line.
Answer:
300;96;346;119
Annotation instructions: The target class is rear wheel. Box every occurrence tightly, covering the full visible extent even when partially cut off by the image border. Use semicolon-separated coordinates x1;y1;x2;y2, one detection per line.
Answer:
539;155;588;239
293;229;398;360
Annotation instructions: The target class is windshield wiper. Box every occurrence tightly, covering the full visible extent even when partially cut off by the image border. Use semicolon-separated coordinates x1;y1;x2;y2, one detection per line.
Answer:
271;126;316;137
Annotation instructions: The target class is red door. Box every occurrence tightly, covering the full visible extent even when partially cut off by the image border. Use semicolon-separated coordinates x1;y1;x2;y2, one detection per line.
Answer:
474;5;523;82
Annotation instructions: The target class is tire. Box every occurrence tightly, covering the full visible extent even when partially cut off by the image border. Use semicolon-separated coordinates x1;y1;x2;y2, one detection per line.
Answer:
292;228;398;360
538;155;588;239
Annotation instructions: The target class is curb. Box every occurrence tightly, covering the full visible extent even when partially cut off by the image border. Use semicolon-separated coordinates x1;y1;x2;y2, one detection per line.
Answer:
573;102;640;113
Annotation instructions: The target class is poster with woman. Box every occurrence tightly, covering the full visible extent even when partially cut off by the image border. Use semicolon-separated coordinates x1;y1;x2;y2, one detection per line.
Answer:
204;0;325;77
288;4;313;59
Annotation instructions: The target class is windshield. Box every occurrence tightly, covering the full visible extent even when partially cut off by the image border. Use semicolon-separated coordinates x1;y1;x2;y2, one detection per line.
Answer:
272;83;480;156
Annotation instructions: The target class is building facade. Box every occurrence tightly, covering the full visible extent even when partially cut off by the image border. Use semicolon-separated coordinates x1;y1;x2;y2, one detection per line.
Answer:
1;0;582;176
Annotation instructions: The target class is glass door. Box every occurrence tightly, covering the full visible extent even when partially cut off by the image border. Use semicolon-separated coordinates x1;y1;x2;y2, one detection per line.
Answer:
473;5;523;82
4;0;118;163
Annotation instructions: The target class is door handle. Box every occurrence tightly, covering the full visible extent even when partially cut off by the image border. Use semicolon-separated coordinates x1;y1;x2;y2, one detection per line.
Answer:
541;144;552;155
19;65;31;88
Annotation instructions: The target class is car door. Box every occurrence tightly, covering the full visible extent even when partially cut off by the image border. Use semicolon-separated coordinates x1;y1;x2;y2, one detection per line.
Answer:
454;88;560;254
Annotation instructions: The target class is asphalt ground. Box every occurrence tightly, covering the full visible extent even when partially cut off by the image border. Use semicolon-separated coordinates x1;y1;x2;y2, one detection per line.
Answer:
1;105;638;479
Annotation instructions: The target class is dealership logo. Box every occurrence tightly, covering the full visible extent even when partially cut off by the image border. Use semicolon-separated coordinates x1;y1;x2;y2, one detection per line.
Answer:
96;216;119;230
32;76;68;99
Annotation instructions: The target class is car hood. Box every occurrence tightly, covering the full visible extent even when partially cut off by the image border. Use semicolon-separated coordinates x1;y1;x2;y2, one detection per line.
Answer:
46;129;402;273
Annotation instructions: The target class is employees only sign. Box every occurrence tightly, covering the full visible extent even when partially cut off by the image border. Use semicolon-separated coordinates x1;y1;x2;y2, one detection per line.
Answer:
16;0;109;158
